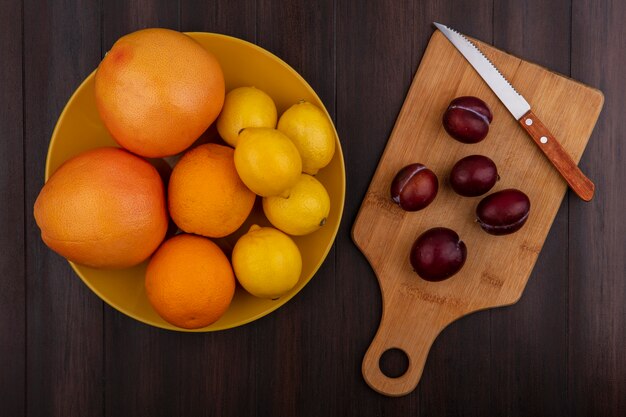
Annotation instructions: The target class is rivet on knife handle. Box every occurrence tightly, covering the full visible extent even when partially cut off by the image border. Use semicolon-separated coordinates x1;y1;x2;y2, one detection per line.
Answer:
519;110;595;201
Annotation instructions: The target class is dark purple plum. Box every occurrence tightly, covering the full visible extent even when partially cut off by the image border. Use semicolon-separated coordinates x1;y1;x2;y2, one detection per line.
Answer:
450;154;498;197
390;163;438;211
443;96;493;144
410;227;467;281
476;189;531;235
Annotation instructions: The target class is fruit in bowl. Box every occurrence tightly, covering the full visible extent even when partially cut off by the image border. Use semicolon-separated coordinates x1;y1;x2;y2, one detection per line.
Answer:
234;127;302;197
146;234;235;329
263;174;331;236
217;86;277;147
95;29;225;158
232;225;302;300
34;147;168;269
277;101;336;175
168;143;256;238
37;28;345;331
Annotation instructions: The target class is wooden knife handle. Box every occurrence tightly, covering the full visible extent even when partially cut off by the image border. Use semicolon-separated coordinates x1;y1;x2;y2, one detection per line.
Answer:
519;110;595;201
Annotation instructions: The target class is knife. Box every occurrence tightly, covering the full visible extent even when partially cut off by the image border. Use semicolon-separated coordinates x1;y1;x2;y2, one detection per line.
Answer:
434;22;595;201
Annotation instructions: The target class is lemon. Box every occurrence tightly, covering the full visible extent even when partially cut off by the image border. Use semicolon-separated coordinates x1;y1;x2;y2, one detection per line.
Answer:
277;101;336;175
262;174;330;236
234;127;302;197
232;225;302;299
216;87;277;147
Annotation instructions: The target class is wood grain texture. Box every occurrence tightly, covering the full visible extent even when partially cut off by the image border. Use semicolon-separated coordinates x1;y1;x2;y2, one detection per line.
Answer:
102;0;179;49
181;0;256;41
569;0;626;415
23;1;104;416
489;1;572;415
353;30;603;396
2;0;625;415
0;0;25;416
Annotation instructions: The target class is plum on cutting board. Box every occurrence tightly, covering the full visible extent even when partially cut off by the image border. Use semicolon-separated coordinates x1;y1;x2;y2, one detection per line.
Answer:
390;163;439;211
476;188;531;235
410;227;467;281
443;96;493;144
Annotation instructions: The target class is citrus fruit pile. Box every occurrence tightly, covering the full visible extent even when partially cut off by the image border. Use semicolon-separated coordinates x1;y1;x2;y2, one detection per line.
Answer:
33;28;336;329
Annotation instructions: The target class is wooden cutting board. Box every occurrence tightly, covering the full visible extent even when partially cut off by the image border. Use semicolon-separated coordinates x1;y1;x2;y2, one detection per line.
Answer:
352;30;603;397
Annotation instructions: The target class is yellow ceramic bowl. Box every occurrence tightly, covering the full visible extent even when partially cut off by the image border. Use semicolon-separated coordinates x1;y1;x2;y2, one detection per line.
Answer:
45;33;345;332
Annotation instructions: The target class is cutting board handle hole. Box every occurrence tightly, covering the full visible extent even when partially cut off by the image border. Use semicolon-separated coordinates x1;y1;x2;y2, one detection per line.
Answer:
379;348;409;378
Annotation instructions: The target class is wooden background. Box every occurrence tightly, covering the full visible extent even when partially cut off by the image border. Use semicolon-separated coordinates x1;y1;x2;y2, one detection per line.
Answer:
1;0;624;416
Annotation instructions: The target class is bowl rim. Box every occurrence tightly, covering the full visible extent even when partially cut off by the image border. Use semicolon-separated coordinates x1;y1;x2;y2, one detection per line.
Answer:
45;31;346;332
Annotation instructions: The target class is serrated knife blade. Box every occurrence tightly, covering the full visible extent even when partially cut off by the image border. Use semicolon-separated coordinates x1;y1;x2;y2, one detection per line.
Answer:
434;22;595;201
433;22;530;120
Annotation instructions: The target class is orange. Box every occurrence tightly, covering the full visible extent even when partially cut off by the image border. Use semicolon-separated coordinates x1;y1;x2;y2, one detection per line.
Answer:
95;28;225;158
34;147;168;269
168;143;255;238
145;234;235;329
